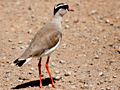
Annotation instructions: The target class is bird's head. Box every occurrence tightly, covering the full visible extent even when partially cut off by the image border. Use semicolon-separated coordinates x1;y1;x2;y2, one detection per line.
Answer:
54;3;74;16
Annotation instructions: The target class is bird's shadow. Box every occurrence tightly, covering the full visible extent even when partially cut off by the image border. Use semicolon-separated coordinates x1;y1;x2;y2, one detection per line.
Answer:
11;78;56;89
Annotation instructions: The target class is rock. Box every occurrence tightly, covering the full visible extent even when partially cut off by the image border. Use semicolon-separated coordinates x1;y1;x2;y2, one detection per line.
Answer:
12;47;15;49
117;48;120;53
95;55;99;59
18;41;22;44
64;71;71;76
20;46;24;49
109;60;115;65
86;69;90;73
30;67;34;71
25;21;28;24
71;85;76;89
59;60;66;64
100;87;104;90
76;2;81;6
65;19;69;23
3;57;6;60
108;78;113;83
17;79;23;82
28;29;32;34
48;84;52;88
62;44;67;49
19;76;26;80
8;39;12;42
99;72;104;76
109;43;113;47
91;10;98;15
55;76;61;80
79;79;84;83
84;84;88;88
6;70;11;74
74;18;79;23
113;75;117;78
105;19;110;23
51;62;56;67
54;71;60;74
106;87;110;90
65;25;69;29
29;71;33;74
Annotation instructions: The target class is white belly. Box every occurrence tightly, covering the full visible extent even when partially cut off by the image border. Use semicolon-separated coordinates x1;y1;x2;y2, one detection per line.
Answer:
40;37;61;57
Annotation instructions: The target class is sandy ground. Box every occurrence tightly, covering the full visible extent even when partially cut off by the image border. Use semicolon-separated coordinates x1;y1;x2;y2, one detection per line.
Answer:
0;0;120;90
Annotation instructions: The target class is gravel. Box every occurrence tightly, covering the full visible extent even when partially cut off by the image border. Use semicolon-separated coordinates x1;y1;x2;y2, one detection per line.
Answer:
99;72;104;76
64;71;71;76
55;76;61;80
18;41;22;44
95;55;99;59
91;10;98;15
59;60;66;64
65;25;69;29
6;70;11;74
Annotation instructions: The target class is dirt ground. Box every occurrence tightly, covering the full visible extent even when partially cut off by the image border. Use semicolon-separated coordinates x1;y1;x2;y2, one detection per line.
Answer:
0;0;120;90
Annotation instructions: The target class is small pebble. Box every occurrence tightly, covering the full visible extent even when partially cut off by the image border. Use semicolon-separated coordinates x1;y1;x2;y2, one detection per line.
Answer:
95;55;99;59
71;85;76;88
55;76;61;80
25;21;28;24
76;2;80;6
28;29;32;34
51;62;56;67
16;1;21;5
84;84;88;88
74;18;79;23
105;19;110;23
59;60;66;64
99;72;104;76
62;44;67;49
109;43;113;47
64;71;71;76
106;87;110;90
55;71;60;74
12;47;15;49
65;25;69;29
19;76;26;80
20;46;24;49
18;41;22;44
17;79;23;82
8;39;12;42
117;48;120;53
113;75;117;78
48;84;52;88
6;70;11;74
100;87;104;90
65;19;69;23
29;71;32;74
30;67;34;71
91;10;98;15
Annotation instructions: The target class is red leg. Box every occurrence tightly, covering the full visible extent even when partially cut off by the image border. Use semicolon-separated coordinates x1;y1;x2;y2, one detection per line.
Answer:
45;56;57;88
38;57;43;88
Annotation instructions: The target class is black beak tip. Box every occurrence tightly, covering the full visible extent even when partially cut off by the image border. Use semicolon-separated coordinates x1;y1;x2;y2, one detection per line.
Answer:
68;8;74;12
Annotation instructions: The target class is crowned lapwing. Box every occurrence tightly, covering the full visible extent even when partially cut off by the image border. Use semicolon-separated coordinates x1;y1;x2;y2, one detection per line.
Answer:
14;3;74;88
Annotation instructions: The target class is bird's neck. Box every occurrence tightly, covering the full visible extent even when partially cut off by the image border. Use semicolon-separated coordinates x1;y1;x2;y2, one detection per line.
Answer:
52;14;63;24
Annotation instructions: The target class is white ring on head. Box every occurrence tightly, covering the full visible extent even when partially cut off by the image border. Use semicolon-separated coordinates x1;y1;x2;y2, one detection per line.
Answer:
55;3;67;9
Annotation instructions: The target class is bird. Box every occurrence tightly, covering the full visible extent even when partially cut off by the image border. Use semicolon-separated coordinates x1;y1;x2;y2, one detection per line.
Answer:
13;3;74;88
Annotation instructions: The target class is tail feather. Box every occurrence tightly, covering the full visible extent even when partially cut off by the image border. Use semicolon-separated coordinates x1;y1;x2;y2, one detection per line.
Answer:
14;57;32;67
14;59;26;67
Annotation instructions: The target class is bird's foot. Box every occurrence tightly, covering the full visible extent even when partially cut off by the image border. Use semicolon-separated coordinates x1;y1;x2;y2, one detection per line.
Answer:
52;84;57;88
39;84;43;88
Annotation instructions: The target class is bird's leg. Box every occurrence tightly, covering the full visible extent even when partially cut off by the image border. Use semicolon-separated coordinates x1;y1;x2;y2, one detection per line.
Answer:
38;57;43;88
45;56;57;88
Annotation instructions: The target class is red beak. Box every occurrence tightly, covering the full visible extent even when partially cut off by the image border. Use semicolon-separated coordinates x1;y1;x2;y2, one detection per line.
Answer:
68;8;74;11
